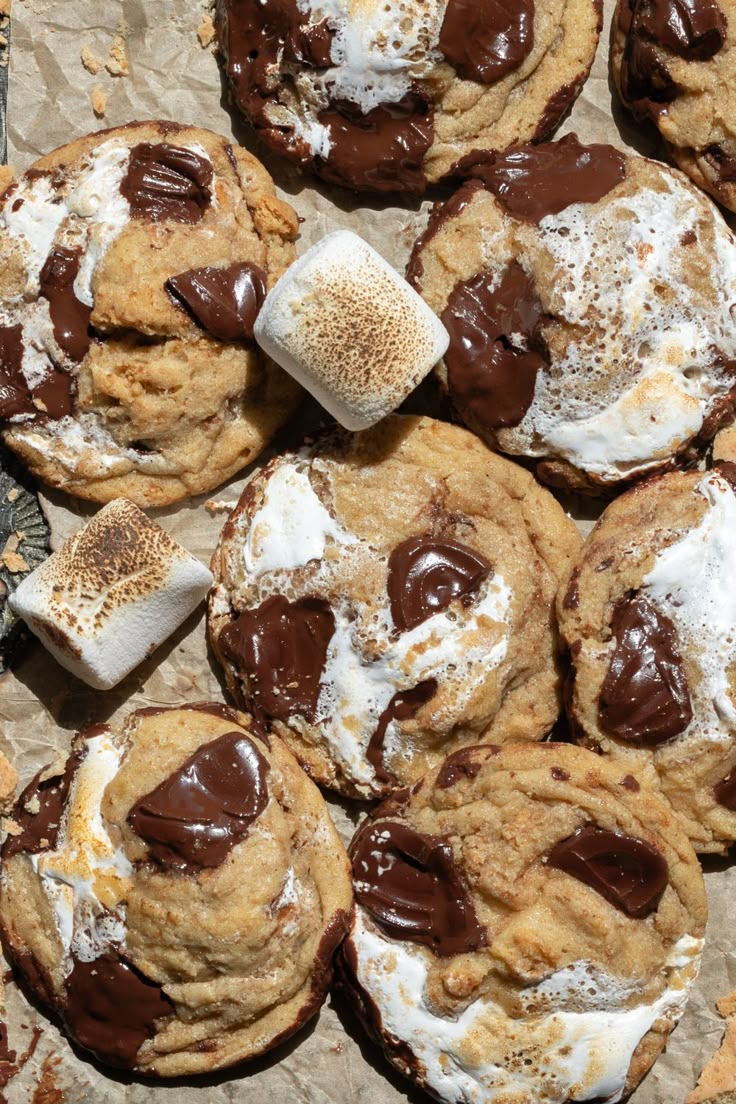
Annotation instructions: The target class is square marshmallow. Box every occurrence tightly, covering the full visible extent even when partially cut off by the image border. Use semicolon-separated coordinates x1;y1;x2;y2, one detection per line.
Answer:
9;499;213;689
253;230;449;430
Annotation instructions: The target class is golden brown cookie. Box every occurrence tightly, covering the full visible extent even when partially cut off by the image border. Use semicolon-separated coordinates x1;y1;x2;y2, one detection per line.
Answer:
340;741;706;1104
0;121;301;506
408;135;736;494
208;415;581;798
558;464;736;853
0;703;352;1075
216;0;601;193
612;0;736;213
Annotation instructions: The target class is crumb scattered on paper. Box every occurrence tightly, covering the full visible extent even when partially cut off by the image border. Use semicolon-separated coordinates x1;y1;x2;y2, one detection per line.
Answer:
80;44;103;74
91;85;107;117
106;24;129;76
197;12;215;47
687;993;736;1103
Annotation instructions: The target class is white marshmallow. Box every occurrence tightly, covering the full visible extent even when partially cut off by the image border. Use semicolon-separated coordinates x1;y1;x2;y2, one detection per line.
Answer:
254;231;449;430
9;498;213;689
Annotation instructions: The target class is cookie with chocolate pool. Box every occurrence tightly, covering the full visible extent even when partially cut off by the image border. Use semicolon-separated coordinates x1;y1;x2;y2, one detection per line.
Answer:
339;741;706;1104
208;415;581;798
409;135;736;493
0;121;301;507
0;703;352;1076
558;465;736;853
215;0;602;193
612;0;736;213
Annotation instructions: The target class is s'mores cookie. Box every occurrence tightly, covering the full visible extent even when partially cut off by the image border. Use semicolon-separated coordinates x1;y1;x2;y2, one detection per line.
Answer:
208;415;581;798
559;464;736;853
340;742;706;1104
0;703;352;1075
409;135;736;493
0;121;301;506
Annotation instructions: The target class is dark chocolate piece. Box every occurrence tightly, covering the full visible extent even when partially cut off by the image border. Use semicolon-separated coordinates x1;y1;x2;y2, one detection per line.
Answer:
439;0;534;83
166;262;267;342
38;247;92;362
0;320;74;422
387;536;491;633
599;593;692;746
63;953;174;1069
127;730;269;872
436;744;499;788
547;825;668;918
714;767;736;809
351;819;486;954
367;680;437;784
218;595;335;723
462;134;627;223
121;143;213;223
2;743;88;860
551;766;571;781
442;260;547;431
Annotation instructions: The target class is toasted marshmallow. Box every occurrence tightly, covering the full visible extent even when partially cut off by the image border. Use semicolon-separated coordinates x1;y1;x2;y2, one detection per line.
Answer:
254;231;449;430
9;499;212;689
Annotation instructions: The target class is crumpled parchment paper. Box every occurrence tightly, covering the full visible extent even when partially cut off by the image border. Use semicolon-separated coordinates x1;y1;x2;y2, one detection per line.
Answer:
0;1;730;1099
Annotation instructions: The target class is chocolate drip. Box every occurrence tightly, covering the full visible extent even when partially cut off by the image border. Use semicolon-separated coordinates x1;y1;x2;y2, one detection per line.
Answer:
461;135;627;223
436;744;499;788
439;0;534;83
714;767;736;809
2;744;89;860
121;144;213;223
547;825;668;918
388;536;491;632
127;731;269;872
166;262;267;342
218;595;335;723
0;322;74;422
317;94;434;195
599;593;692;746
39;247;92;362
367;680;437;784
64;953;174;1068
442;260;547;431
351;820;486;955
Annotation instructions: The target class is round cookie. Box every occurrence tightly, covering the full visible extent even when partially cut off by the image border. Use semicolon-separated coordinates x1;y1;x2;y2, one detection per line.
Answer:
0;703;352;1075
215;0;602;194
340;741;706;1104
612;0;736;213
408;135;736;493
558;463;736;854
208;415;581;798
0;121;301;507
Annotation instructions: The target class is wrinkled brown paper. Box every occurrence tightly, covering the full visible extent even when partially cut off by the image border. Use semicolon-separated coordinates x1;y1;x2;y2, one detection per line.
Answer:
0;0;730;1099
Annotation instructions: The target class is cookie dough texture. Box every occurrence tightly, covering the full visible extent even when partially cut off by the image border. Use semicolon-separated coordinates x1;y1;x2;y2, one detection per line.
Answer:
612;0;736;213
0;121;301;506
209;415;581;798
0;703;352;1076
558;466;736;853
341;741;706;1104
216;0;602;193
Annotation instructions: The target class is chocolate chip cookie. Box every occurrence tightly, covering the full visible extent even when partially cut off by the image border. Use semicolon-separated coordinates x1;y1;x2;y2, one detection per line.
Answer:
208;415;581;798
0;121;301;507
559;464;736;854
216;0;601;193
612;0;736;212
0;703;352;1075
340;741;706;1104
408;135;736;493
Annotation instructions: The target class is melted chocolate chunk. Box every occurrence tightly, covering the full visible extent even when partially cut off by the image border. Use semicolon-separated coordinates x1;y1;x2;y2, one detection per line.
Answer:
705;144;736;182
714;767;736;809
351;820;487;954
439;0;534;83
0;324;30;420
551;766;571;781
621;773;640;791
39;247;92;362
388;536;491;633
317;94;434;195
716;460;736;491
127;731;269;872
218;596;335;724
547;825;668;918
599;593;692;746
367;680;437;784
442;260;547;431
2;744;88;861
121;144;213;223
166;262;267;342
464;134;627;223
64;953;174;1068
436;745;499;788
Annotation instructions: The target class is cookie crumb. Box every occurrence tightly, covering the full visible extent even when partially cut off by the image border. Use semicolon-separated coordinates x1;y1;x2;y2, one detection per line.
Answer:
687;1002;736;1102
90;85;107;118
1;818;21;838
106;27;129;76
80;44;103;74
0;755;16;812
22;794;40;816
1;532;29;574
197;12;215;48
